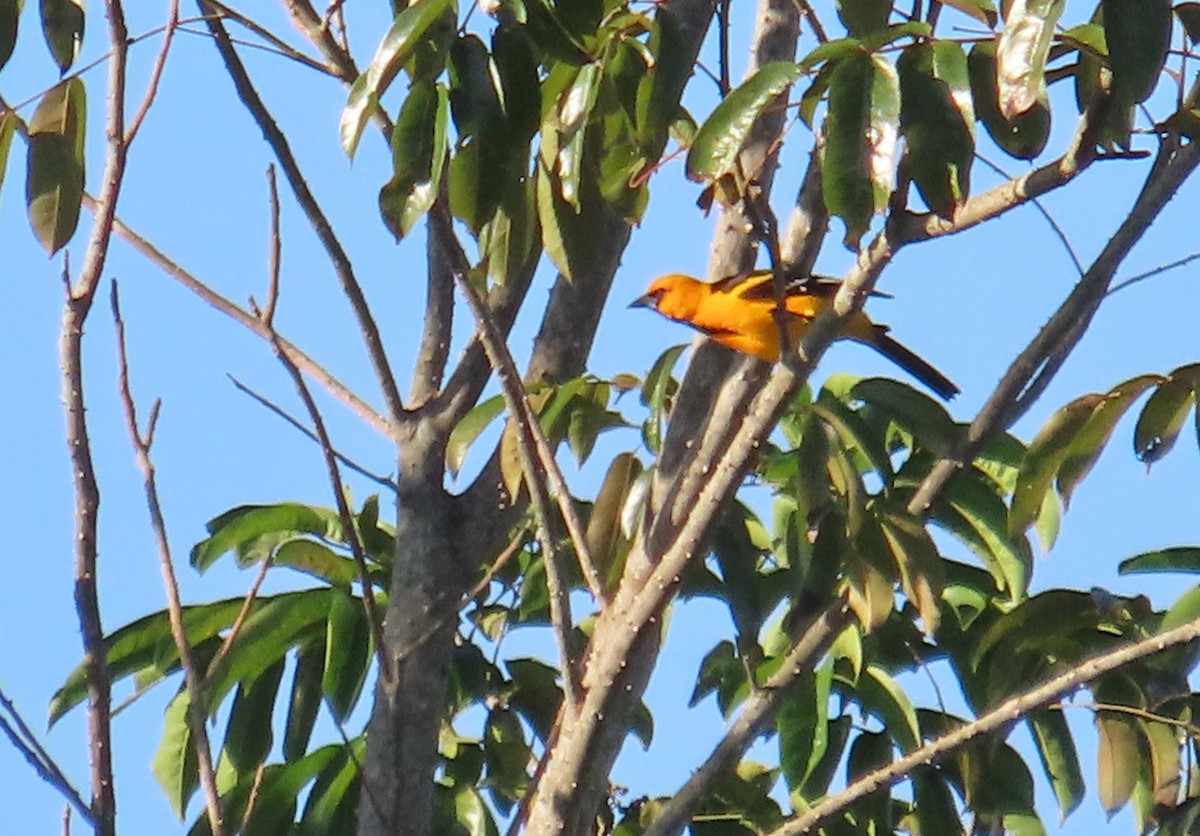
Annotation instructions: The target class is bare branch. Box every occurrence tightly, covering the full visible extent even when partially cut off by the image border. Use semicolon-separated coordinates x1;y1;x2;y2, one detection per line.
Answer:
773;614;1200;835
110;281;225;836
1107;250;1200;296
411;212;456;408
0;683;94;826
197;2;338;76
94;204;393;437
201;2;407;427
125;0;180;145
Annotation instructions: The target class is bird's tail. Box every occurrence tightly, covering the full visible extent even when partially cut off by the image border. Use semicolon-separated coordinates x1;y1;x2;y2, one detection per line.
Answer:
856;327;959;401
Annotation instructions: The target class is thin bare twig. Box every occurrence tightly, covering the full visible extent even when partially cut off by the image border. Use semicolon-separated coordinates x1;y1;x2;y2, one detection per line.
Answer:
773;614;1200;835
125;0;180;145
0;683;93;825
1107;250;1200;296
227;376;398;489
198;556;273;692
201;1;337;76
201;2;407;428
111;282;225;836
250;175;392;684
91;203;392;437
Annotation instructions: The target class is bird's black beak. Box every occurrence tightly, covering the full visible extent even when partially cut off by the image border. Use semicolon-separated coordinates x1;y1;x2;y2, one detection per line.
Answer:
629;293;656;310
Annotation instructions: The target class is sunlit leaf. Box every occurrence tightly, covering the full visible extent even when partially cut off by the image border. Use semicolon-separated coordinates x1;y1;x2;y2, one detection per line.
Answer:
1027;708;1085;818
1010;394;1103;536
26;77;85;255
1119;546;1200;575
995;0;1064;119
969;39;1051;159
379;81;449;240
153;690;200;820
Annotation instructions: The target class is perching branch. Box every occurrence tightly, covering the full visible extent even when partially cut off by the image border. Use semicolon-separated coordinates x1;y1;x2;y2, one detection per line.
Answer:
110;282;226;836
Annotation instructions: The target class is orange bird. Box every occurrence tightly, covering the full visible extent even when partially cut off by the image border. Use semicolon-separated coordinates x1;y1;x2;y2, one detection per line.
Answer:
631;271;958;400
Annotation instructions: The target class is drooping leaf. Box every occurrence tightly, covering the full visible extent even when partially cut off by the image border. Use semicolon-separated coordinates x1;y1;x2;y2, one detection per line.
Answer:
153;690;200;820
322;589;372;723
1027;707;1086;818
1057;374;1161;507
685;61;803;187
1134;372;1198;465
898;40;974;218
822;50;876;248
26;77;85;255
39;0;83;72
446;394;506;478
1178;3;1200;43
940;0;998;25
1010;394;1103;536
1102;0;1171;104
0;0;22;71
379;80;449;240
0;109;17;201
223;658;285;773
585;452;643;588
340;0;456;158
834;0;891;36
968;38;1051;159
1096;710;1141;816
995;0;1064;119
283;637;325;762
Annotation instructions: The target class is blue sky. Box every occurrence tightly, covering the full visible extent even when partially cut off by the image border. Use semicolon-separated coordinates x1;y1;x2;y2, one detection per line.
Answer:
2;2;1199;834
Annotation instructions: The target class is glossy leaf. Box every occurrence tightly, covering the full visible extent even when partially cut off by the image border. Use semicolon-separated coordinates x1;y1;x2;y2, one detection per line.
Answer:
379;81;449;240
153;690;200;820
1103;0;1171;104
224;658;285;773
858;664;921;750
1096;711;1140;816
26;77;85;255
39;0;82;72
0;109;17;201
283;638;325;762
686;61;802;185
1119;546;1200;575
322;589;372;723
340;0;456;158
898;41;974;218
1178;3;1200;43
968;39;1050;159
190;502;345;572
0;0;21;71
995;0;1064;118
1027;708;1085;818
1057;374;1161;507
937;472;1032;600
1134;373;1197;464
1010;394;1103;536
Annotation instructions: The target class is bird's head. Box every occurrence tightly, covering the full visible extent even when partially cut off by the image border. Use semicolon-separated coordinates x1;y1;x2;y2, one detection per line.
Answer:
630;273;705;323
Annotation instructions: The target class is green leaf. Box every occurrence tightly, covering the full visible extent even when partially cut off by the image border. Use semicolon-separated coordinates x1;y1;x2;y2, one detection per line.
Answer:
634;8;695;161
242;747;340;836
446;394;505;478
968;39;1051;159
995;0;1064;118
940;0;997;25
190;503;343;572
898;41;974;218
936;470;1031;600
1119;546;1200;575
857;664;921;751
283;637;325;762
50;597;248;725
835;0;891;36
851;377;958;453
379;80;449;240
39;0;83;72
322;590;372;723
1010;394;1103;536
778;660;832;791
912;767;965;836
534;129;600;281
1134;373;1197;464
0;109;17;201
0;0;22;71
1057;374;1161;507
823;52;900;248
639;344;685;453
340;0;456;158
1027;708;1085;818
585;452;643;588
1178;3;1200;43
153;690;200;820
1103;0;1171;104
26;77;85;255
685;61;802;184
299;740;363;836
480;174;539;286
877;506;944;635
224;658;285;773
812;392;895;484
507;657;563;743
1096;710;1140;816
272;539;360;587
